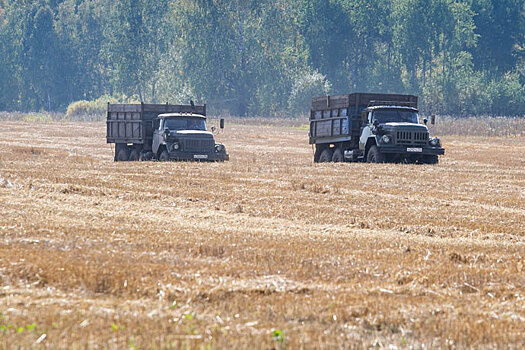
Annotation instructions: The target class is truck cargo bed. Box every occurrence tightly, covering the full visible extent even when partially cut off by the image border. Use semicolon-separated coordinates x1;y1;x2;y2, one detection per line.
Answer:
106;103;206;145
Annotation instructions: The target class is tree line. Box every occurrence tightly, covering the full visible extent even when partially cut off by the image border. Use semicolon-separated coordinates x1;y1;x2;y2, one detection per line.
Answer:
0;0;523;116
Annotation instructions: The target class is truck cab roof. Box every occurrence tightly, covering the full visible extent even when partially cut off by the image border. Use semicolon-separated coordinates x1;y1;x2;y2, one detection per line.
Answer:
157;113;206;119
365;106;419;112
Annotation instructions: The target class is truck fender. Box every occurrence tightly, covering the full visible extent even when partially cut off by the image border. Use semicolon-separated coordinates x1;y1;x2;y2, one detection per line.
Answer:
364;138;377;158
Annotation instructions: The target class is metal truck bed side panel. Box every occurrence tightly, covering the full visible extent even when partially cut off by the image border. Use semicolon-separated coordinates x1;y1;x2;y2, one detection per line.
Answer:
312;93;417;111
107;104;142;113
107;110;143;143
142;104;205;115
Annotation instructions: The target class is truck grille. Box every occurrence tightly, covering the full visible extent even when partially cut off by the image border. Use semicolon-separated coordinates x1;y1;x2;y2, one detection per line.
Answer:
396;131;428;146
184;139;214;152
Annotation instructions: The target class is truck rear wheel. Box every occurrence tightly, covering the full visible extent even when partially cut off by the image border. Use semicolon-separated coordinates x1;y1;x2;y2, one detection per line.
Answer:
313;146;323;163
367;145;385;163
159;150;169;162
332;148;344;162
116;147;130;162
129;149;140;161
319;148;333;162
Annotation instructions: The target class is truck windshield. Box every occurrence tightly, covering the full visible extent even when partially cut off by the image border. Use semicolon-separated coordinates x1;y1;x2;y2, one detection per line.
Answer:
373;109;418;124
164;118;206;131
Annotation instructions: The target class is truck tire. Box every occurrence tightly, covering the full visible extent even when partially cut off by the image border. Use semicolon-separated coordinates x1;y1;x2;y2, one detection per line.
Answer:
142;151;154;161
423;155;439;165
319;148;333;162
129;149;140;161
116;147;130;162
332;148;344;162
367;145;385;163
313;146;322;163
159;150;169;162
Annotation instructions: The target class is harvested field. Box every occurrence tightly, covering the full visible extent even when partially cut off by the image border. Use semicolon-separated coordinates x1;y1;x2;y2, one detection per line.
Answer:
0;120;524;349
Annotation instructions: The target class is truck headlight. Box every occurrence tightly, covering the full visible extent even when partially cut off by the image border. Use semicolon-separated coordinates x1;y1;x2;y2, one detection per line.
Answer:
171;142;180;151
215;144;224;152
430;137;440;147
380;135;392;144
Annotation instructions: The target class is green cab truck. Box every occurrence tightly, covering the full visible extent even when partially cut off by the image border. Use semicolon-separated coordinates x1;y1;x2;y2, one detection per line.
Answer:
106;102;229;162
309;93;444;164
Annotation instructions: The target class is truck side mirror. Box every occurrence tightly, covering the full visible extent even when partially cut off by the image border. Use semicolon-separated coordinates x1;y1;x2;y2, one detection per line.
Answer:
431;115;436;125
373;119;379;127
220;118;225;129
423;118;428;125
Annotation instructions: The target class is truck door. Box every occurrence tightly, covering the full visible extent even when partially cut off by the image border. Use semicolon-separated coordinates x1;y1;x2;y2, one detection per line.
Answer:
152;118;162;154
359;112;373;150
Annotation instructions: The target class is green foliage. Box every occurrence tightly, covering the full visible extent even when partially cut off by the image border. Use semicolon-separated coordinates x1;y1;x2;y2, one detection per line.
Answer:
470;0;525;72
102;0;171;102
487;71;525;116
273;329;285;348
0;0;523;116
288;69;331;115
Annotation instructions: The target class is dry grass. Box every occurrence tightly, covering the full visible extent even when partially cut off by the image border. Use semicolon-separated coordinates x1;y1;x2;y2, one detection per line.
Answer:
430;116;524;137
228;115;525;138
0;119;524;349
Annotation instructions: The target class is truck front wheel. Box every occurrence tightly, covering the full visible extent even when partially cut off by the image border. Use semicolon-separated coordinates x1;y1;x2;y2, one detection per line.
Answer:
367;145;385;163
159;150;169;161
423;155;439;165
319;148;333;162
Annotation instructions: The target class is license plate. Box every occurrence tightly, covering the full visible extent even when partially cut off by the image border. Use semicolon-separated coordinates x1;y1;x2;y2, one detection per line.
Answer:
407;148;422;153
194;154;208;159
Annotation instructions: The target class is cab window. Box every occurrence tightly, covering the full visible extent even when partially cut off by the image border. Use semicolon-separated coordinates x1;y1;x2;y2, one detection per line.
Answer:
163;117;206;131
372;109;418;124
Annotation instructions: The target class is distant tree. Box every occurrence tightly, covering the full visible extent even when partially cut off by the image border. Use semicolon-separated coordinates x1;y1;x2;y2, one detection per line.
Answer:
101;0;170;102
2;0;66;110
0;3;14;110
470;0;525;74
0;0;522;116
173;0;304;116
288;69;331;115
55;0;112;101
293;0;350;92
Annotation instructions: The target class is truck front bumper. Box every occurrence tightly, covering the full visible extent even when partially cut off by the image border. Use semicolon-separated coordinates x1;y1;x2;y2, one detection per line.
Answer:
378;145;445;156
167;151;229;161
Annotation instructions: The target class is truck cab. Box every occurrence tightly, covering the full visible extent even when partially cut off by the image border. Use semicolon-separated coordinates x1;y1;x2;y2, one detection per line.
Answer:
358;105;444;164
152;114;228;161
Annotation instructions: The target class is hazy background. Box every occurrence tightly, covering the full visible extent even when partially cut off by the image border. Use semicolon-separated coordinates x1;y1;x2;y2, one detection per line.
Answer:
0;0;523;117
